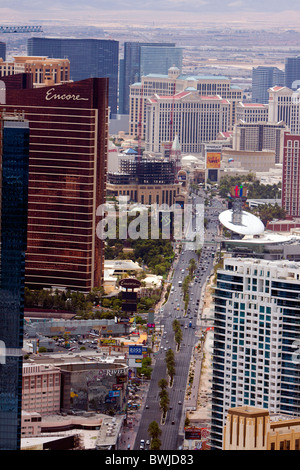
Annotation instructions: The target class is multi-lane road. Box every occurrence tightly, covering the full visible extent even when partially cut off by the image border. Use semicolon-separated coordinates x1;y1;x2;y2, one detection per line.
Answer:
133;193;225;450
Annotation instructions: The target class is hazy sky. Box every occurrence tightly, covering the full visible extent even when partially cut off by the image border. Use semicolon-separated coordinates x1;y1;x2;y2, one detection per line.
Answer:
1;0;300;14
2;0;300;25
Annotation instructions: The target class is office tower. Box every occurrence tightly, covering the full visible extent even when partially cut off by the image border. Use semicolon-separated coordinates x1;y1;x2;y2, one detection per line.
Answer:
211;258;300;450
0;112;30;450
0;42;5;61
285;56;300;89
145;90;230;155
27;37;119;113
0;56;70;87
119;42;182;115
232;120;287;163
0;76;108;292
139;45;183;77
130;71;241;140
282;132;300;217
252;66;284;104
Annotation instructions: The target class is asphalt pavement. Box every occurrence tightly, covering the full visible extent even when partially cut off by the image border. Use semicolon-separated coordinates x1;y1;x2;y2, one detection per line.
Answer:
131;192;223;450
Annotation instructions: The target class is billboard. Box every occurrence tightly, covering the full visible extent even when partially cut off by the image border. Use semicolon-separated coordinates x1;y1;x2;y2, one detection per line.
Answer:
206;152;221;169
119;278;141;289
185;427;204;440
129;345;143;356
128;358;142;368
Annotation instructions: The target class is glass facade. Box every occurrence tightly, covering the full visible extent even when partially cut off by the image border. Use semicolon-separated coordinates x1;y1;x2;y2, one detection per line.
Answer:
27;37;119;114
0;41;5;61
285;55;300;89
0;119;29;450
211;260;300;450
140;46;183;78
1;77;108;291
119;42;180;115
252;66;284;104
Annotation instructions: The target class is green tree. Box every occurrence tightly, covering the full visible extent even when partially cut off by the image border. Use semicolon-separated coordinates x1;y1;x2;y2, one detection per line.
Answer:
158;378;168;390
148;420;162;440
150;437;162;450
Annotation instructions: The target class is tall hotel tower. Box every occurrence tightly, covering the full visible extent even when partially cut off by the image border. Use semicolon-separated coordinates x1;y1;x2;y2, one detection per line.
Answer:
282;132;300;217
211;258;300;450
0;77;109;291
0;112;29;450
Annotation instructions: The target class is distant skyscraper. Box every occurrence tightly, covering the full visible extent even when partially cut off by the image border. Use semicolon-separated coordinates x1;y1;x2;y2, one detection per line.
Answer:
211;257;300;450
27;37;119;113
0;42;5;61
119;42;182;115
285;56;300;89
0;112;29;450
0;76;109;292
252;66;284;104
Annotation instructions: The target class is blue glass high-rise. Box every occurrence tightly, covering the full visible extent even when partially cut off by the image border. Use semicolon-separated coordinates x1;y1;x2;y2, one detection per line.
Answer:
27;37;119;114
0;116;29;450
119;42;183;115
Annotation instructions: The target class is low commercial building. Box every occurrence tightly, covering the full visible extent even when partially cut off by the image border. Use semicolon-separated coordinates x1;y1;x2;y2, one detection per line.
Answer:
222;148;276;173
23;356;129;415
21;413;123;450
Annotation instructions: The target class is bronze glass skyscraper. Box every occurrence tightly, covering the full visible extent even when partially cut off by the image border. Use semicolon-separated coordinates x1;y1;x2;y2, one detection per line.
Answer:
0;77;108;291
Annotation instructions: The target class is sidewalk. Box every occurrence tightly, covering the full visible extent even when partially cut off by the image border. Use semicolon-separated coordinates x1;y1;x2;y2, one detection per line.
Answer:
118;382;150;450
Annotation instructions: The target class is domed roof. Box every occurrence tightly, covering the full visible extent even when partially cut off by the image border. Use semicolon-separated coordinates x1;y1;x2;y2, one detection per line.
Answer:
182;154;199;162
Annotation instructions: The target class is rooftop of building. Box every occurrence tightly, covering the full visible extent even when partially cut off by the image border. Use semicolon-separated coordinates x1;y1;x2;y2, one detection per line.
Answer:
21;412;124;450
227;406;269;417
224;231;300;245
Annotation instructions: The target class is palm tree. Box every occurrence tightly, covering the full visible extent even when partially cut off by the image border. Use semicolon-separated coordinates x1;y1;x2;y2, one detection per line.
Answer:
148;421;161;441
158;378;168;390
175;329;183;349
150;437;161;450
160;393;170;417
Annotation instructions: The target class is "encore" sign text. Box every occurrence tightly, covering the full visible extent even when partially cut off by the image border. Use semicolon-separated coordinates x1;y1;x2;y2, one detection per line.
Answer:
45;88;89;101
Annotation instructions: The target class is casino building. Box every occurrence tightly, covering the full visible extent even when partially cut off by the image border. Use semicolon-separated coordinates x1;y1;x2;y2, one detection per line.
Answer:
0;76;109;291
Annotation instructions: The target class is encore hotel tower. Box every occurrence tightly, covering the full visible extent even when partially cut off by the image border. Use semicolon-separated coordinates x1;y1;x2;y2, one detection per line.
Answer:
0;76;108;291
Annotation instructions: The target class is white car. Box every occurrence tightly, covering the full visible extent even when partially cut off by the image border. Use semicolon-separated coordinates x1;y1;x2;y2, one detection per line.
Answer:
140;439;145;450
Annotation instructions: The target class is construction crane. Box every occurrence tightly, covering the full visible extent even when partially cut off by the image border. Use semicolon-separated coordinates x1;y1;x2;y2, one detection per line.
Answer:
0;26;43;34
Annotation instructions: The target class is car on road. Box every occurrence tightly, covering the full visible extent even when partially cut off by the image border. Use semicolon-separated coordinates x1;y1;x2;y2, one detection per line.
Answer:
140;439;145;450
